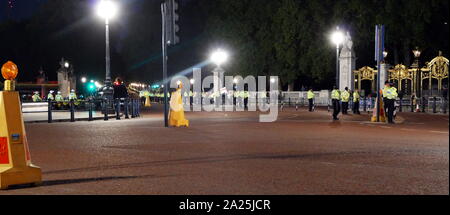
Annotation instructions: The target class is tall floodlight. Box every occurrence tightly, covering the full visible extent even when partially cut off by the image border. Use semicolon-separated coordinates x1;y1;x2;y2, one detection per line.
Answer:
210;49;229;106
96;0;118;102
331;27;345;88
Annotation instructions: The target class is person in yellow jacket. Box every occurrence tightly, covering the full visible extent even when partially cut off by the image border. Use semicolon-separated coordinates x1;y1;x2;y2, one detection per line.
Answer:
341;87;350;115
47;90;55;101
383;81;398;124
331;86;341;120
32;91;42;102
307;89;315;112
353;90;361;114
169;83;189;127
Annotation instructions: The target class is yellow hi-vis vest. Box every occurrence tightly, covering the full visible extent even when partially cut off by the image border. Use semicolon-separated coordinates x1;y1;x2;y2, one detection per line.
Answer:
341;90;350;102
383;86;398;100
47;93;54;100
307;91;315;99
331;90;340;100
55;95;63;102
353;91;360;102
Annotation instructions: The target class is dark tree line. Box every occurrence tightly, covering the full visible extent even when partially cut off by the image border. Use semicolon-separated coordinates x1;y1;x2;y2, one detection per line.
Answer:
206;0;449;90
0;0;448;91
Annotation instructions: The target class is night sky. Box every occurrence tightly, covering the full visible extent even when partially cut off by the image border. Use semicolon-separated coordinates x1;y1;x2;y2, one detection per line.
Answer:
0;0;47;21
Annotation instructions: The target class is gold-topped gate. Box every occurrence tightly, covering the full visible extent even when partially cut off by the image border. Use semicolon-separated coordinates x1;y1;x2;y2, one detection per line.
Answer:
388;64;416;94
420;53;449;95
354;66;377;93
354;53;449;96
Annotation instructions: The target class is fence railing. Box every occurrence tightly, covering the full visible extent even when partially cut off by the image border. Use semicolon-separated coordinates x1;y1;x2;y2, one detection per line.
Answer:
22;98;142;123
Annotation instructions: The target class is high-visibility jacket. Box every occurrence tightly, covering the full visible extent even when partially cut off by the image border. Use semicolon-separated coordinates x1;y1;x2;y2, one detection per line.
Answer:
331;90;340;100
383;86;398;100
353;91;360;102
234;91;240;98
341;90;350;102
69;93;77;100
55;94;63;102
32;94;42;102
243;91;249;98
47;93;54;100
307;90;315;99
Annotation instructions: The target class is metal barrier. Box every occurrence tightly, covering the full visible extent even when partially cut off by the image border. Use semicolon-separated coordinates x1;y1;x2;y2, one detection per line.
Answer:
22;98;142;123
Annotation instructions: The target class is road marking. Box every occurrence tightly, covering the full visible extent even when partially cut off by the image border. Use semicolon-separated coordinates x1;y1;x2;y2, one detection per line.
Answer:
429;131;449;134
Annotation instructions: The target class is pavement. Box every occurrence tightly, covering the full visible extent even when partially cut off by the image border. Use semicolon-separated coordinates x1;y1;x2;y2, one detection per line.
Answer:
1;104;448;195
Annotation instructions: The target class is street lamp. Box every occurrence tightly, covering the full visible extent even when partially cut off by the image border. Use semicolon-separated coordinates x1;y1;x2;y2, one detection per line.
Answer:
64;62;70;69
81;77;87;83
331;27;345;89
210;49;229;105
190;79;195;85
96;0;118;101
412;47;422;97
210;49;229;67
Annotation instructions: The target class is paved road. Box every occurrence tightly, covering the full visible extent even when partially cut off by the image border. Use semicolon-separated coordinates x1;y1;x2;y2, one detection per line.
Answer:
2;105;448;194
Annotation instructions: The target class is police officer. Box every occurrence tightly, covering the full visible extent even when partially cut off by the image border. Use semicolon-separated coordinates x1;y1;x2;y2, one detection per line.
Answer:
331;86;341;120
69;89;77;101
32;91;42;102
307;88;315;112
353;89;361;114
55;91;63;102
341;87;350;114
47;90;55;101
383;81;398;124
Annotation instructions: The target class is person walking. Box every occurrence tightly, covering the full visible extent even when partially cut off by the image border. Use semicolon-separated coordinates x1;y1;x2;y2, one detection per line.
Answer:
341;87;350;114
331;86;341;120
383;81;398;124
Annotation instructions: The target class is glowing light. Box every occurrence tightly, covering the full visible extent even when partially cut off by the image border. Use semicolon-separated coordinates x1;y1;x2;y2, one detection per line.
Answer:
96;0;118;21
331;28;345;46
210;49;229;66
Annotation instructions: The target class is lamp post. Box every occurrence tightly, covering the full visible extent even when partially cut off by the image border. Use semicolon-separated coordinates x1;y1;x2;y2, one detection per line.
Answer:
210;49;229;106
331;27;345;89
96;0;118;102
412;47;422;97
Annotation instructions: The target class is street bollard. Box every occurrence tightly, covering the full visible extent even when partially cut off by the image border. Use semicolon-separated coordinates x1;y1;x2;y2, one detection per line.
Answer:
115;98;121;120
411;99;414;112
48;101;52;123
288;98;291;107
104;98;109;121
124;98;129;119
70;100;75;122
88;99;93;122
433;97;437;113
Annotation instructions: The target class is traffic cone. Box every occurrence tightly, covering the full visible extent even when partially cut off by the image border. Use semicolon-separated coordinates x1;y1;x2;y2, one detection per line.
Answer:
1;61;41;190
370;98;386;122
144;95;151;107
415;104;420;112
